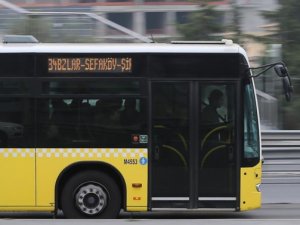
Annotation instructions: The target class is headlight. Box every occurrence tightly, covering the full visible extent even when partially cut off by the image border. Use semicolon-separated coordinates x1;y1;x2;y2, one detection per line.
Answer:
256;183;261;192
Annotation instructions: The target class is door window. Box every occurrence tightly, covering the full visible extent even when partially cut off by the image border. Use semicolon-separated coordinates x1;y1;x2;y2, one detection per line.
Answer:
152;82;189;197
199;84;236;198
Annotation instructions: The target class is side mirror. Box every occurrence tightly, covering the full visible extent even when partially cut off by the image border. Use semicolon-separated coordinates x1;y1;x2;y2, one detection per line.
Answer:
274;64;288;77
250;62;293;102
274;64;293;101
282;76;293;101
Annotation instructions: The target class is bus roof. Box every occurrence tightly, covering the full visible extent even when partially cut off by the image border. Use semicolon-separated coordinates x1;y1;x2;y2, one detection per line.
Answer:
0;42;247;56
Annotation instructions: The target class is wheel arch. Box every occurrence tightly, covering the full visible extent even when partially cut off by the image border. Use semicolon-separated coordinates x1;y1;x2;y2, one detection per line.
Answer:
0;130;8;147
55;161;126;213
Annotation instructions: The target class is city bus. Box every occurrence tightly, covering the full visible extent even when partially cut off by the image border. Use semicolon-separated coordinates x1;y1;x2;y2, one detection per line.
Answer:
0;38;292;218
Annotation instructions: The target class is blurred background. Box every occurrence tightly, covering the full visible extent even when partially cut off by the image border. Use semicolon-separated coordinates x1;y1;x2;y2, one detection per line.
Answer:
0;0;299;130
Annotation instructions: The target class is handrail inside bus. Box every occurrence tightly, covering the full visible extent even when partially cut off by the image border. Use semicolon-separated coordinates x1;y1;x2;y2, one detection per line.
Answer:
161;144;187;168
200;144;227;168
201;125;228;150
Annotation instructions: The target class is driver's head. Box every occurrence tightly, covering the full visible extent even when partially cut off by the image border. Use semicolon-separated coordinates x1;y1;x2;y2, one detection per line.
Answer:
208;89;224;108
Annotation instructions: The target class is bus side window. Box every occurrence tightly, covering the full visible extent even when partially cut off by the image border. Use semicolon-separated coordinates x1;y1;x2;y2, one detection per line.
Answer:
94;99;122;127
120;99;140;127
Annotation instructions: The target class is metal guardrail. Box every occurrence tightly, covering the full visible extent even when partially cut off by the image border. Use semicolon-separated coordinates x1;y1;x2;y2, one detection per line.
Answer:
261;130;300;184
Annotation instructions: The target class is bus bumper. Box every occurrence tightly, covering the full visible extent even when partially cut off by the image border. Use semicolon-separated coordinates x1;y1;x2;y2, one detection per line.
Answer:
240;161;262;211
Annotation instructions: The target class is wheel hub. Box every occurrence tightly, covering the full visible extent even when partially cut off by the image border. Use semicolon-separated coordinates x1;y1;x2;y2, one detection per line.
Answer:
75;184;107;215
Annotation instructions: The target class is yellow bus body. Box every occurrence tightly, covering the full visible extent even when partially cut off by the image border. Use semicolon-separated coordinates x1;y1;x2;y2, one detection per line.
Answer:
0;148;148;212
240;161;262;211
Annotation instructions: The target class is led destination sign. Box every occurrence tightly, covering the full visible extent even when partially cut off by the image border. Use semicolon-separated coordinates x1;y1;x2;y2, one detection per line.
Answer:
48;57;132;73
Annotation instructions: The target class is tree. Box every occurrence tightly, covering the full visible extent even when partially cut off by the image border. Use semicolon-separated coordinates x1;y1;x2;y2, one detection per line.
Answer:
262;0;300;129
229;0;242;43
263;0;300;76
178;4;224;41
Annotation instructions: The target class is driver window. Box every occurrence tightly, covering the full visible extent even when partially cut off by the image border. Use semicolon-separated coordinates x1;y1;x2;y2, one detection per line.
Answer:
201;85;228;124
198;84;236;196
199;84;235;156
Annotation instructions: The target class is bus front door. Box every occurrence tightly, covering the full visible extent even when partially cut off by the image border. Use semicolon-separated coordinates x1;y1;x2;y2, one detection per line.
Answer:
151;82;237;209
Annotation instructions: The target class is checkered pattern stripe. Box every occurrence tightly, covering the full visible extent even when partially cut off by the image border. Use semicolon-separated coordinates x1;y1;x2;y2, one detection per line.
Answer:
0;148;147;158
0;148;35;158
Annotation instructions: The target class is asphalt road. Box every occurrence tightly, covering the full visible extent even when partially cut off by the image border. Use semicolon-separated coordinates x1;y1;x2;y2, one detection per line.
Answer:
262;172;300;204
0;203;299;225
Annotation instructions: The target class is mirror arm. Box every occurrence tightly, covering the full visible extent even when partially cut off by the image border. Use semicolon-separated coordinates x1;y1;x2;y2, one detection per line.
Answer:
247;61;293;102
249;61;286;70
248;62;287;78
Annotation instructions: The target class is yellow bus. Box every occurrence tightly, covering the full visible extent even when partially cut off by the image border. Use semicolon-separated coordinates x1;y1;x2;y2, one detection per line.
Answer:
0;38;292;218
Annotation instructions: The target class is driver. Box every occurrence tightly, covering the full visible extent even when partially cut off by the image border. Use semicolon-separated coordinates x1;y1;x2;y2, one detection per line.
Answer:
202;89;224;124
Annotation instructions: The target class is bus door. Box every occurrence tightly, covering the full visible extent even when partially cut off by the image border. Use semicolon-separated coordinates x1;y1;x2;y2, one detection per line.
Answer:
151;82;237;209
198;84;237;208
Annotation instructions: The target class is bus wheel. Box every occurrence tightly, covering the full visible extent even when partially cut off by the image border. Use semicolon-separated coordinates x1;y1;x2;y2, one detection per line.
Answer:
61;170;121;219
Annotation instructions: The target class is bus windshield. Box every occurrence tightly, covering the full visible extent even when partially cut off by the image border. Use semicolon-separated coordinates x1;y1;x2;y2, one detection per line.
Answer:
244;83;260;165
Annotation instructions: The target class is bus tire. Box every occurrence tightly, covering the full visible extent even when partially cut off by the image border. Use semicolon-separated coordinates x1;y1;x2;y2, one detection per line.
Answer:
61;170;121;219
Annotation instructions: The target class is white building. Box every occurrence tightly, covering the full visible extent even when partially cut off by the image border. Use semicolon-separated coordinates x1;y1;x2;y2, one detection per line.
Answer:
0;0;279;42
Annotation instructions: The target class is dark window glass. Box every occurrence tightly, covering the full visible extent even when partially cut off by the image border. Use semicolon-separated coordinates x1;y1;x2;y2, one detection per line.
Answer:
243;83;260;166
37;97;147;148
149;54;240;78
146;12;165;34
0;80;30;94
176;12;189;24
107;13;132;30
0;54;34;77
0;98;34;147
151;82;189;197
42;79;141;95
199;84;236;197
